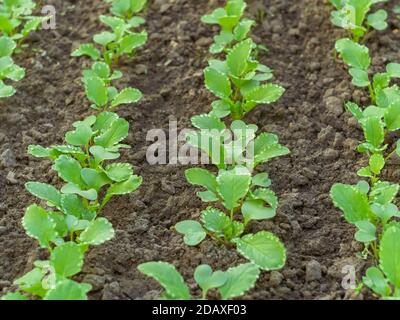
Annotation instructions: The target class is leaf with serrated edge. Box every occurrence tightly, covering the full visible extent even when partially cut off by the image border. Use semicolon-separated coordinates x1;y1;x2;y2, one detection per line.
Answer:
25;182;61;208
50;242;84;277
219;263;260;299
234;231;286;270
79;218;115;245
137;262;191;300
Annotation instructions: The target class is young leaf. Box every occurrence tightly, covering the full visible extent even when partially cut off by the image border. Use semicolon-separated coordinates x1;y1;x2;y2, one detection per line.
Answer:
367;9;388;31
355;220;377;243
102;175;142;205
22;205;57;248
94;118;129;147
53;155;84;186
175;220;206;246
111;88;142;108
0;36;16;57
105;163;133;182
50;242;84;277
204;67;232;99
379;225;400;288
218;263;260;300
79;218;115;245
194;265;228;294
227;39;252;77
1;292;28;300
330;183;370;223
25;182;61;208
44;280;91;300
244;84;285;105
71;44;101;60
233;231;286;270
335;38;370;71
85;77;108;107
363;267;391;298
185;168;218;194
61;183;98;201
137;262;191;300
14;268;46;298
362;116;384;148
217;166;251;211
201;207;233;238
384;101;400;131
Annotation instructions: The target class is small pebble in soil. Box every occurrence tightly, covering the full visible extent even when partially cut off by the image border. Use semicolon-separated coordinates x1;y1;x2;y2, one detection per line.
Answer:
0;149;16;168
324;96;343;117
306;260;322;282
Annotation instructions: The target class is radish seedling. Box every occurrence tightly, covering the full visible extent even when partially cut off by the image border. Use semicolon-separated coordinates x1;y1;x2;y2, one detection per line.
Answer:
138;261;260;300
330;0;388;42
205;38;284;120
0;0;46;44
0;36;24;97
201;0;255;54
3;111;142;300
175;117;288;271
335;38;400;105
72;4;147;66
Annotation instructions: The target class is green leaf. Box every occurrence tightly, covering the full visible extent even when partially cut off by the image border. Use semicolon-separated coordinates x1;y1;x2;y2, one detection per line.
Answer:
51;242;84;277
254;133;290;165
0;81;15;97
367;9;388;31
53;155;83;186
138;262;191;300
21;17;43;37
379;226;400;288
119;31;148;53
111;88;142;108
0;36;16;57
61;183;98;201
94;118;129;147
386;63;400;78
103;175;142;205
14;268;46;298
79;218;115;245
175;220;206;246
44;279;91;300
81;168;110;191
234;231;286;270
227;39;252;77
219;263;260;300
1;292;28;300
234;18;254;41
355;220;377;243
91;61;111;79
201;8;227;24
217;166;251;211
185;168;218;194
335;38;370;71
194;265;228;294
346;101;364;120
71;44;100;60
201;207;234;238
89;146;120;163
370;182;399;205
85;77;108;107
25;182;61;208
210;100;231;118
204;67;232;99
369;154;385;175
105;163;133;182
330;183;370;223
349;68;370;87
244;84;285;105
384;101;400;131
22;205;57;248
93;31;116;46
252;173;271;187
242;199;275;224
363;267;391;298
191;114;226;131
362;116;384;148
65;121;93;146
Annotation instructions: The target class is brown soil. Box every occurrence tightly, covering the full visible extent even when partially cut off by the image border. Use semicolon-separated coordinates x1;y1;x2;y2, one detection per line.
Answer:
1;0;400;300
